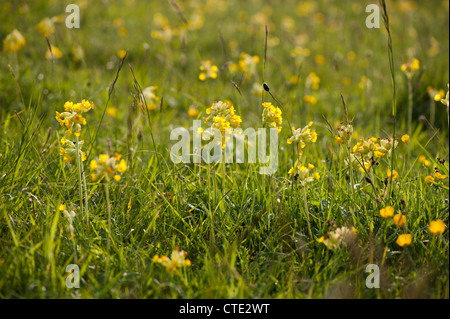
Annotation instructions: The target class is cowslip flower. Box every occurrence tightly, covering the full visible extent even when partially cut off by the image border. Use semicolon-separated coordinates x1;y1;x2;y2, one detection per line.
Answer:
396;234;412;247
35;16;62;37
90;153;127;182
153;246;191;274
318;226;357;250
306;72;320;90
335;122;353;146
288;163;320;186
141;86;159;111
287;122;317;155
45;44;63;60
380;206;395;219
198;60;219;81
262;102;283;133
229;52;259;79
428;219;446;235
401;58;419;78
3;29;26;52
201;100;242;148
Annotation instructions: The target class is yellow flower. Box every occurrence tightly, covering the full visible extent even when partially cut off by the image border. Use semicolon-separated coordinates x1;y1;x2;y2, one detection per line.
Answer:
90;160;98;171
59;204;67;211
396;234;412;247
314;54;325;65
434;172;447;180
99;154;109;164
419;155;431;167
303;95;317;105
117;159;127;173
428;219;446;235
199;60;219;80
401;134;410;143
45;44;63;60
188;108;199;117
401;58;419;77
393;213;406;227
262;102;283;132
424;176;435;185
106;107;117;117
113;174;121;182
380;206;394;219
3;29;26;52
117;49;127;59
91;173;98;181
35;17;55;37
387;170;399;181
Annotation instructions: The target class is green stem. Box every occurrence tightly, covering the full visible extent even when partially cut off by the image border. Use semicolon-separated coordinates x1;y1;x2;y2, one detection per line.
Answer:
75;136;84;219
302;186;312;238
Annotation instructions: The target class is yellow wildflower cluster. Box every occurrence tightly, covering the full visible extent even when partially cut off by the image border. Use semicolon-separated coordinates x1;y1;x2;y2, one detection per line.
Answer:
306;72;320;90
198;60;219;81
153;246;191;275
429;219;446;235
142;86;159;111
418;155;431;167
35;16;63;37
352;136;399;159
56;99;94;164
400;58;420;78
288;163;320;185
229;52;260;79
287;122;318;155
3;29;26;52
59;203;76;239
89;153;127;182
261;102;283;132
318;225;357;250
45;44;63;60
396;234;412;247
202;100;242;148
334;121;353;146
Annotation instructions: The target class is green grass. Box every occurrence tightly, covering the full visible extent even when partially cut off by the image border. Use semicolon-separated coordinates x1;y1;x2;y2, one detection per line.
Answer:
0;0;448;299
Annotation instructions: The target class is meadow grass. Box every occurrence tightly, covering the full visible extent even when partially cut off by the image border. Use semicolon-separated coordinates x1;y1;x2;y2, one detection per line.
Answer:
0;0;448;299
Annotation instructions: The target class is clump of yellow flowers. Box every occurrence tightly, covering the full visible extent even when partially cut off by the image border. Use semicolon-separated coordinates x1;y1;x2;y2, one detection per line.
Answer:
56;99;94;164
288;163;320;186
229;52;260;79
90;153;127;182
287;121;318;155
3;29;26;52
202;100;242;148
198;60;219;81
153;246;191;275
35;16;63;37
318;225;357;250
400;58;420;78
261;102;283;133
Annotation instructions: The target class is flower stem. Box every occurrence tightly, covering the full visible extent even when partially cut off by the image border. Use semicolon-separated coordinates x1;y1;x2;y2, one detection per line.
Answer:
302;186;312;238
75;136;84;219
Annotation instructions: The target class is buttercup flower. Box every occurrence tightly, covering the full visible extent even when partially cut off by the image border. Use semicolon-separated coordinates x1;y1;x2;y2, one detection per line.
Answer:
419;155;431;167
401;134;410;143
387;170;399;181
393;213;407;227
396;234;412;247
424;175;435;185
428;219;446;235
380;206;395;219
